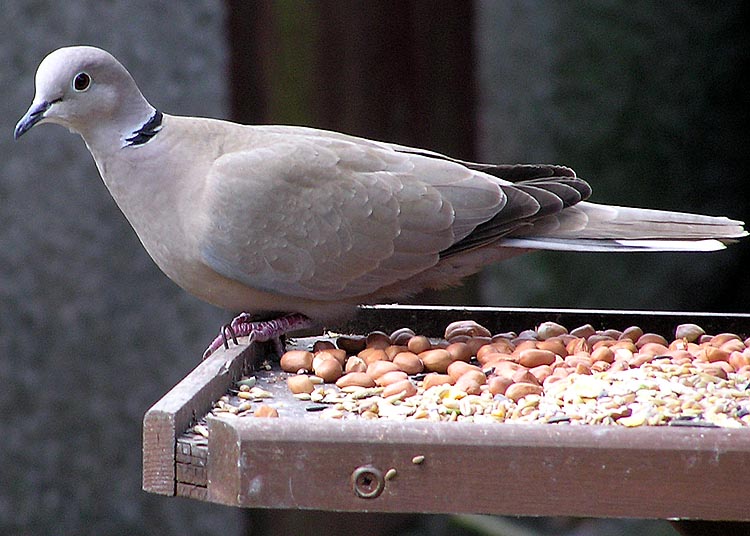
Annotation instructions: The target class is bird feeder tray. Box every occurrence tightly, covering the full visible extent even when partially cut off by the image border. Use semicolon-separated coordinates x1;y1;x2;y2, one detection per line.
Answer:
142;305;750;521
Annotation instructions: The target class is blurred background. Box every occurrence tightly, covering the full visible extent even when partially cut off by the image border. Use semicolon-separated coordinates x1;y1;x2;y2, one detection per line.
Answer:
1;1;747;535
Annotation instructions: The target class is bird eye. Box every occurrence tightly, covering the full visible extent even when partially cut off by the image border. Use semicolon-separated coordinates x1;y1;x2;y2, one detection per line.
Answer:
73;72;91;91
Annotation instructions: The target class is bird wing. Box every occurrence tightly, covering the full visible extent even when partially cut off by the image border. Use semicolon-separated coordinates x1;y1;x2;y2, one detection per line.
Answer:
197;135;512;301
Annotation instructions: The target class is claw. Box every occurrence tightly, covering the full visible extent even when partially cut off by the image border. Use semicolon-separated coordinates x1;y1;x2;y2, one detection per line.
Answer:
221;323;238;350
202;312;312;359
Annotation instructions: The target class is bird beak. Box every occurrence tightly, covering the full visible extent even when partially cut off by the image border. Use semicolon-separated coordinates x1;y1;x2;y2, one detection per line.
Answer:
14;99;54;139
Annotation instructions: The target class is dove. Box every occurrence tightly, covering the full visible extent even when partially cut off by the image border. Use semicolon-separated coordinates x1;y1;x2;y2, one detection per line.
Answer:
15;46;746;357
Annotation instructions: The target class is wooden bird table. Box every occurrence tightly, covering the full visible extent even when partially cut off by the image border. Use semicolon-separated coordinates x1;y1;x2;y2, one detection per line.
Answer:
143;306;750;533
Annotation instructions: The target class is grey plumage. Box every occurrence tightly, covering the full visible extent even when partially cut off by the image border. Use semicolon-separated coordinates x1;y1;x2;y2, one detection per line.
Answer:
15;46;746;325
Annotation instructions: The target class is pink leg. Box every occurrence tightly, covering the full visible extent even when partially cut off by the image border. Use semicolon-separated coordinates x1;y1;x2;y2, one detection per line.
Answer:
203;312;312;359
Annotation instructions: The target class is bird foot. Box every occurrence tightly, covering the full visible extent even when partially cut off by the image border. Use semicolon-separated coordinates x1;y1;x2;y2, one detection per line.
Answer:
203;312;312;359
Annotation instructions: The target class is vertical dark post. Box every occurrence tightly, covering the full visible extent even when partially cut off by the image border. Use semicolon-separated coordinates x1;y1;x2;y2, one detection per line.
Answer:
227;1;476;155
312;0;477;158
226;1;272;124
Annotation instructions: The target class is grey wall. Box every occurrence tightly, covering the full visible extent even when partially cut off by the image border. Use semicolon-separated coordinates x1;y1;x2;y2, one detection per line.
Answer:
1;2;241;535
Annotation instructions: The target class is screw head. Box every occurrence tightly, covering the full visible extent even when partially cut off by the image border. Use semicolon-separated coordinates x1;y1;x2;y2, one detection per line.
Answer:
351;465;385;499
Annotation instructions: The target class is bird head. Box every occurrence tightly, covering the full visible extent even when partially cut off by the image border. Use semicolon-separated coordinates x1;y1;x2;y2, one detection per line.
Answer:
15;46;151;144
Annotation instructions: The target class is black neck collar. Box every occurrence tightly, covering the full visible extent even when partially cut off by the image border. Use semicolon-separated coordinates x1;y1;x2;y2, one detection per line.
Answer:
125;110;163;147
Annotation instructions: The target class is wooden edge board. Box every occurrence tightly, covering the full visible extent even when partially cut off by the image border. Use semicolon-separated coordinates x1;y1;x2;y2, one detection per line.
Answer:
205;415;750;520
142;341;257;495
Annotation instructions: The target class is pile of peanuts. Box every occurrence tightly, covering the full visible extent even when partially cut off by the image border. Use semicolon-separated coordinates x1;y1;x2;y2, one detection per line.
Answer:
204;319;750;427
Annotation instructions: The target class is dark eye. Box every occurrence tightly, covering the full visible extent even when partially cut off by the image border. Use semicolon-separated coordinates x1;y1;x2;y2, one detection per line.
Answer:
73;72;91;91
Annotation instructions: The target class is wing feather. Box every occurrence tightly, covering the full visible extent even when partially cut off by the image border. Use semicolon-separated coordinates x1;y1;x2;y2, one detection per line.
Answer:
197;137;504;300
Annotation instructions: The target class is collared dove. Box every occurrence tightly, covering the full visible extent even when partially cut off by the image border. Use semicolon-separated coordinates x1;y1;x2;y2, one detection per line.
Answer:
15;46;746;356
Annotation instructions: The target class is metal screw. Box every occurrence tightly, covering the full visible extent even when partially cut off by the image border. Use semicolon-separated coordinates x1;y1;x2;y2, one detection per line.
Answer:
351;465;385;499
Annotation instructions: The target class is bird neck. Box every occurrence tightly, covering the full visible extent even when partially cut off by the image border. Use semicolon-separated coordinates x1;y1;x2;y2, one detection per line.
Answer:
76;96;159;156
123;109;163;147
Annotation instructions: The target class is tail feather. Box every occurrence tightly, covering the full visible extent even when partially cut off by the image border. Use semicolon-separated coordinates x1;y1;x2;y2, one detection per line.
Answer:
500;237;730;252
422;156;746;255
555;202;746;239
503;201;746;252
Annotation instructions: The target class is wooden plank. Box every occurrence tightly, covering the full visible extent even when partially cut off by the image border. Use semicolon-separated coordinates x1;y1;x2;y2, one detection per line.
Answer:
176;436;207;467
206;416;243;506
206;415;750;520
176;482;208;502
142;342;258;495
176;460;207;487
